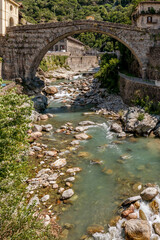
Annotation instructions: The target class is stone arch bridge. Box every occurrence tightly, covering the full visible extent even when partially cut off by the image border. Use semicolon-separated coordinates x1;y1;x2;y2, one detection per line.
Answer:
0;20;157;81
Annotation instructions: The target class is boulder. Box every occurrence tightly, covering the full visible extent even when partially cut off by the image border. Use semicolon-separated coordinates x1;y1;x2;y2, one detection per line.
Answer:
33;124;42;132
87;224;104;235
110;122;123;133
41;195;50;202
154;123;160;137
125;219;151;240
48;173;58;181
121;196;141;207
40;114;48;120
30;131;42;140
44;150;57;157
51;158;67;168
78;121;95;126
121;204;134;218
122;107;158;136
44;86;58;95
65;177;75;182
62;189;74;199
32;94;48;112
140;187;158;201
153;222;160;236
74;133;91;140
42;124;53;132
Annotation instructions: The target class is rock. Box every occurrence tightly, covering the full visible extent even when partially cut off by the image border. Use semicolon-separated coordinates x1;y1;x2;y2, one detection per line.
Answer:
127;212;138;220
40;114;48;120
58;187;65;193
154;123;160;137
44;86;58;95
65;177;75;182
36;168;52;177
48;173;58;181
110;122;122;133
121;204;134;218
47;113;54;118
32;94;48;112
75;133;91;140
66;167;82;174
30;110;40;122
122;107;158;136
153;222;160;236
62;189;74;199
87;224;104;235
125;219;151;240
28;195;40;207
32;146;42;151
140;187;158;201
121;196;141;207
149;200;159;214
44;151;57;157
75;126;89;132
133;183;143;192
33;124;42;132
109;216;121;226
117;132;126;138
51;158;67;168
53;184;58;189
78;121;95;126
30;131;42;140
41;195;50;202
70;140;80;145
139;209;147;220
42;124;53;132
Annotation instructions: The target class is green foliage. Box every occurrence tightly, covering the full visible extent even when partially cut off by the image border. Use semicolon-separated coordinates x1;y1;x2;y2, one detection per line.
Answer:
133;93;160;115
0;57;3;62
40;55;69;72
0;91;33;164
137;113;144;121
0;91;54;239
95;53;119;93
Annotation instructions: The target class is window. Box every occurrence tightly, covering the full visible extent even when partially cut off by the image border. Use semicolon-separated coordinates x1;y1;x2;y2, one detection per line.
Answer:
60;45;64;50
55;45;58;51
9;17;14;27
147;16;152;23
148;7;151;11
10;5;13;11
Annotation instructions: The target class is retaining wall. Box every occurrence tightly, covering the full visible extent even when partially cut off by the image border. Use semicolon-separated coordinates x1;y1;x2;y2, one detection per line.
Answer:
66;56;98;71
119;73;160;104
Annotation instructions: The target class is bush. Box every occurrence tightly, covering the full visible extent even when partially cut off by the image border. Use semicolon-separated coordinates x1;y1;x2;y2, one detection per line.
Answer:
39;55;69;72
95;53;119;93
137;113;144;121
0;91;54;239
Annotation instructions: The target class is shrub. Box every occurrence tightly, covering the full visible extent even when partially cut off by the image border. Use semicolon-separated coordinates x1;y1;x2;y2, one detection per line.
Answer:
95;54;119;93
137;113;144;121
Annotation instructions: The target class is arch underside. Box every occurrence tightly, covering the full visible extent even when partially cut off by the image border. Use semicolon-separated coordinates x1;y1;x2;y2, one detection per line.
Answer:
27;25;146;79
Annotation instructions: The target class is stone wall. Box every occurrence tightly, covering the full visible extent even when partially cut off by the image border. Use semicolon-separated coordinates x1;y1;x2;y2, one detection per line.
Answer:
66;56;98;71
119;73;160;104
0;61;2;78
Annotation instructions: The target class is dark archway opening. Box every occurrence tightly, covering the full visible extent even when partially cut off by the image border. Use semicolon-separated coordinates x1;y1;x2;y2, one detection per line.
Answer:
9;17;14;27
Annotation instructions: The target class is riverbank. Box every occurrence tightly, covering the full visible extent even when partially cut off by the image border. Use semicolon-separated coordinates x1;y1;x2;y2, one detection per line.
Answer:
26;70;160;239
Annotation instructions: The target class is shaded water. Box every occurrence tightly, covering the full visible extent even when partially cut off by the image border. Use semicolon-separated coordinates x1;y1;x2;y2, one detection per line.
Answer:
44;76;160;240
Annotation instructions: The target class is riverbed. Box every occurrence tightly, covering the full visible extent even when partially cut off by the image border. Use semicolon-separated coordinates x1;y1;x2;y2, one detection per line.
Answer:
30;73;160;239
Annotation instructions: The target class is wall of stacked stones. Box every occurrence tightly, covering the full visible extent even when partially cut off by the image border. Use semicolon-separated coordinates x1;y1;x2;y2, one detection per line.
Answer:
119;74;160;104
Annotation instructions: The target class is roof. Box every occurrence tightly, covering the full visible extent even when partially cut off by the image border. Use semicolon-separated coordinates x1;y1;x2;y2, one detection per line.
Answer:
67;36;85;46
8;0;21;7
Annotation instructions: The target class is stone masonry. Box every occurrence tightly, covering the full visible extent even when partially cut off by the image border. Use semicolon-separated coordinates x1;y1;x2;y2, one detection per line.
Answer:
0;20;158;82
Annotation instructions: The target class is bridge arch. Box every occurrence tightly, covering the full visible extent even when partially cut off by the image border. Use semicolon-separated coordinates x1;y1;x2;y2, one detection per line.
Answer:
2;20;152;80
28;22;146;79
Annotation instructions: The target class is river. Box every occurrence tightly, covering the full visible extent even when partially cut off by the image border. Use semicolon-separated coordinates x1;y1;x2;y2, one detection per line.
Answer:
33;73;160;239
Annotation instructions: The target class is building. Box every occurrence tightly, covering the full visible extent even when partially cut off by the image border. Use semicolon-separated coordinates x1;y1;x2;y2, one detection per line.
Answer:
0;0;20;36
132;1;160;29
50;37;86;56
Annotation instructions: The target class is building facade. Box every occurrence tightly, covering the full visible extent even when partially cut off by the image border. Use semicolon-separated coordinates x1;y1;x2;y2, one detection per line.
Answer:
0;0;20;36
50;37;86;56
132;1;160;29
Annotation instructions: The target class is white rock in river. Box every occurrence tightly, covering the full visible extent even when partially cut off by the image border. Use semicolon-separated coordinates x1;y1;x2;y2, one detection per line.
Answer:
140;187;158;201
78;121;95;126
75;133;91;140
44;150;57;157
62;189;74;199
65;177;75;182
70;140;80;146
110;122;122;133
51;158;67;168
66;167;82;173
41;194;50;202
33;124;42;132
75;126;89;132
42;124;53;132
30;132;42;139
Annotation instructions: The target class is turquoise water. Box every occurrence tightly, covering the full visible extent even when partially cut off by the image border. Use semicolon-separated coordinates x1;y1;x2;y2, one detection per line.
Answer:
44;79;160;240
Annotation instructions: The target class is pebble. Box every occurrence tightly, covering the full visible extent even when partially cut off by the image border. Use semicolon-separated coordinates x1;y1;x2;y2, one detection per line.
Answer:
41;195;50;202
